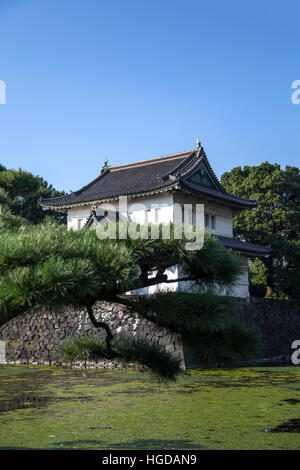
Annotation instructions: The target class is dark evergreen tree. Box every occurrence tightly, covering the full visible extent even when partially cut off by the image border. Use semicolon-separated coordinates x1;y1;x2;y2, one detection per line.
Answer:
0;165;66;224
0;220;260;380
221;162;300;299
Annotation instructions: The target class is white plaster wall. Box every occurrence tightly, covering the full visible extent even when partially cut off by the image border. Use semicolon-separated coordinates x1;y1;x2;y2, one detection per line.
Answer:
66;192;248;298
230;255;250;299
173;192;233;238
126;193;174;224
176;250;249;299
210;255;250;299
67;205;92;230
67;192;174;230
148;266;179;294
67;192;233;238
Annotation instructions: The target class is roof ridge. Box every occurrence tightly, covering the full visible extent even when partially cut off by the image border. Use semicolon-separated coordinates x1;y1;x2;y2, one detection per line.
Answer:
109;149;193;171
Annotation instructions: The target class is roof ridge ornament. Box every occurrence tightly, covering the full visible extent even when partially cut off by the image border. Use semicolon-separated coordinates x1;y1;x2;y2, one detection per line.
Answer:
195;138;202;149
100;158;110;174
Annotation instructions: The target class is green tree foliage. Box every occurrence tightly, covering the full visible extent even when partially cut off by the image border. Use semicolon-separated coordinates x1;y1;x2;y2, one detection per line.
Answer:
221;162;300;299
0;220;260;379
0;163;66;224
0;188;28;233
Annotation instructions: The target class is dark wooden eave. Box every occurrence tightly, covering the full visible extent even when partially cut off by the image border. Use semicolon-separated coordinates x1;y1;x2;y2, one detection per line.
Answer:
178;181;258;209
217;235;272;257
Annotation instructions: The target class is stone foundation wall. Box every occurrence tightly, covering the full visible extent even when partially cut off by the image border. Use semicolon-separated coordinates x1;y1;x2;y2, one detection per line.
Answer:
182;297;300;368
237;297;300;364
0;301;184;368
0;298;299;369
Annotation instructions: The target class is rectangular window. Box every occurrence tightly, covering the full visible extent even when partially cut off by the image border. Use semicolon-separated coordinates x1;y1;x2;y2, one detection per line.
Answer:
211;215;216;230
192;207;196;225
77;218;85;229
205;213;210;228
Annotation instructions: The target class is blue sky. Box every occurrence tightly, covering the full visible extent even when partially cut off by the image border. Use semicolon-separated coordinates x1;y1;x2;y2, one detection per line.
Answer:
0;0;299;191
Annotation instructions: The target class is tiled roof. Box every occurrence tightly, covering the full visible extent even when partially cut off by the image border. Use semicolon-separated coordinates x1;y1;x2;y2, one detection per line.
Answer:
41;150;192;208
41;147;258;209
217;235;272;256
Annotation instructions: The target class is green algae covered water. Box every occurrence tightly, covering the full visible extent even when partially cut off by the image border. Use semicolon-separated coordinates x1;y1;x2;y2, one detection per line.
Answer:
0;365;299;450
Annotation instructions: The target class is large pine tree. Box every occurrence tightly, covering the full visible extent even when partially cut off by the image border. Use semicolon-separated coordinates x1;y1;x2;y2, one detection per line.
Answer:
0;220;260;379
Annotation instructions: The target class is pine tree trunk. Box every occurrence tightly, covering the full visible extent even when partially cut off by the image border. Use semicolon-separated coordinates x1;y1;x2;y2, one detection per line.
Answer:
86;304;114;354
261;257;274;298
